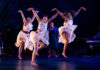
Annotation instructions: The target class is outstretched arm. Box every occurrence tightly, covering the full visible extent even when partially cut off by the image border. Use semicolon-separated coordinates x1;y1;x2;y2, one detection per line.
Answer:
18;10;27;24
27;8;39;23
48;13;58;23
74;6;87;17
34;11;41;23
32;10;39;23
31;9;35;23
27;8;41;24
52;8;68;20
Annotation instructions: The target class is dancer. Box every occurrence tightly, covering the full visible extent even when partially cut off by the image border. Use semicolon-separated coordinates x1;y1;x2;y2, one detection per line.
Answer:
29;8;58;52
52;7;86;58
15;9;35;60
26;8;39;66
48;22;59;58
27;8;58;66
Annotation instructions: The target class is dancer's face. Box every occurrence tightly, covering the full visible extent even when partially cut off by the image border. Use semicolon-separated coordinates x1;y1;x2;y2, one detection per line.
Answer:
27;17;31;23
49;22;54;28
42;16;48;23
67;13;72;18
65;19;68;22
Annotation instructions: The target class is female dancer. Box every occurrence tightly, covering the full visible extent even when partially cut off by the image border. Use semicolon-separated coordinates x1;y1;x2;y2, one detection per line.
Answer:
52;7;86;58
27;8;58;66
15;9;35;59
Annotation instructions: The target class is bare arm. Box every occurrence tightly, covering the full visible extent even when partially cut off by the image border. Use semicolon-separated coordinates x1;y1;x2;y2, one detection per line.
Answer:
27;8;41;23
27;8;41;22
52;8;68;20
34;11;41;24
48;13;58;23
31;10;39;23
27;8;40;23
18;10;27;24
31;9;35;23
74;6;87;17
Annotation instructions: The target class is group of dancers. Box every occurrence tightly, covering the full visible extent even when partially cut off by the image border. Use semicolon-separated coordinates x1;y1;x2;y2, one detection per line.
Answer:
15;7;86;66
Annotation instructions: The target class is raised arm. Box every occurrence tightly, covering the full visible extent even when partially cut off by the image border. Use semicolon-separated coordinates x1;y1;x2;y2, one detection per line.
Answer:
52;8;68;20
74;6;87;17
32;10;39;23
27;8;41;24
18;10;27;24
27;8;35;23
34;11;41;23
48;13;58;23
31;9;35;23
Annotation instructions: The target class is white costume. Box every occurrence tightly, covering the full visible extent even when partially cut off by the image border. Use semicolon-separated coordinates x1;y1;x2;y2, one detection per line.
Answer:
15;23;33;51
30;21;49;46
59;19;78;43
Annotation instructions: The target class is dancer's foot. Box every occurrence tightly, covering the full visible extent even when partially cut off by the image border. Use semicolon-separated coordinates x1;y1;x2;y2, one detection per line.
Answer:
62;53;68;58
18;56;22;60
31;61;38;66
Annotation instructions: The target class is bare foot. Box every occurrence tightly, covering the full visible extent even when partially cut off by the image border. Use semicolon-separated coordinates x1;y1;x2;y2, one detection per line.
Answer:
31;62;38;66
18;56;22;60
62;53;68;58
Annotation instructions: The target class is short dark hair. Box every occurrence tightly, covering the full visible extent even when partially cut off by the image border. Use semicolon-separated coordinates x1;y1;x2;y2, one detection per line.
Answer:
64;10;76;17
43;15;48;18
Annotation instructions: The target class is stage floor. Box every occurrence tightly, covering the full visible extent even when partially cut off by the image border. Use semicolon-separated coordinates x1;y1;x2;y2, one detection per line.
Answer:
0;56;100;70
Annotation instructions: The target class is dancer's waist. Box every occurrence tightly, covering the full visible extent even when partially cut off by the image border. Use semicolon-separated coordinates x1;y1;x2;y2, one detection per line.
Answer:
22;30;29;34
36;29;47;33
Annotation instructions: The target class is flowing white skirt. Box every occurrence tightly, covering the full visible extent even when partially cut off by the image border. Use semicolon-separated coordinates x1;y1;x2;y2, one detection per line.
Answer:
59;24;78;44
30;30;49;46
15;31;33;51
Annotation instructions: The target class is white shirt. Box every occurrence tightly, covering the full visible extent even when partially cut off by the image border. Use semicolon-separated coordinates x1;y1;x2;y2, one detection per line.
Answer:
23;23;33;32
38;22;48;31
64;19;73;26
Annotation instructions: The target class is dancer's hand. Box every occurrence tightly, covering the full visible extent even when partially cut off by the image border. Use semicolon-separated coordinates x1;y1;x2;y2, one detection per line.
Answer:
35;10;39;13
27;8;34;11
81;7;87;11
18;10;23;13
51;8;57;11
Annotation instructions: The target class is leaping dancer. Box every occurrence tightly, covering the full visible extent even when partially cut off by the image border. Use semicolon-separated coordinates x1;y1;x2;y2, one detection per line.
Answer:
52;7;86;58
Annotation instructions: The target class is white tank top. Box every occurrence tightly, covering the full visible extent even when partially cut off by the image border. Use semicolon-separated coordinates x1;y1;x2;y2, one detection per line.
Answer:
38;22;48;31
64;19;73;26
23;23;33;32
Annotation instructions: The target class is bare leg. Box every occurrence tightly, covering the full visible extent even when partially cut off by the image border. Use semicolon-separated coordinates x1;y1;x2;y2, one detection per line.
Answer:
36;43;47;56
62;32;68;58
38;43;47;51
31;42;38;66
18;42;24;59
62;41;68;58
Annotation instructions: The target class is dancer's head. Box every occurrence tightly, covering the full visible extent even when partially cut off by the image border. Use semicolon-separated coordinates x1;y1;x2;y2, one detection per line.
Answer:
26;17;31;23
49;22;54;28
42;15;48;23
64;10;76;18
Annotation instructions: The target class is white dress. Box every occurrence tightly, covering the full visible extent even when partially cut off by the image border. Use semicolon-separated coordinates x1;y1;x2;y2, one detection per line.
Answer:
59;19;78;43
30;21;49;46
15;23;33;51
